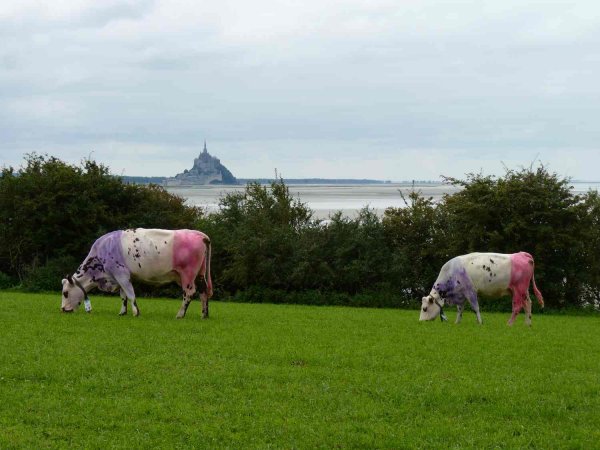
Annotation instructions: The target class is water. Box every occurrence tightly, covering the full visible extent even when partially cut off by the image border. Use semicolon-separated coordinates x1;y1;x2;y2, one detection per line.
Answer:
166;182;599;219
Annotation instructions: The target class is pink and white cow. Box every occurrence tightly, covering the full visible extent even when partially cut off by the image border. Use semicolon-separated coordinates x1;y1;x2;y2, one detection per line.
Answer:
419;252;543;325
61;228;213;319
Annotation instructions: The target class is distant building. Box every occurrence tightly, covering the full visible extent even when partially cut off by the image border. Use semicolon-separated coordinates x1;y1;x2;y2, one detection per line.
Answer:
164;141;238;186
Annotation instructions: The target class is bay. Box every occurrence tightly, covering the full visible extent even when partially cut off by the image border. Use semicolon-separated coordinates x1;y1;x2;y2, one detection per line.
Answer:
165;181;599;219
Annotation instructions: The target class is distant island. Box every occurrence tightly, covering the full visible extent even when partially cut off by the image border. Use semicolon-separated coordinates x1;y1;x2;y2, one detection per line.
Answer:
162;141;238;186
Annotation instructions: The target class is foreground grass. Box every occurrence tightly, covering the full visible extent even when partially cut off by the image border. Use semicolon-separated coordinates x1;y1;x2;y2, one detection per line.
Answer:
1;292;599;449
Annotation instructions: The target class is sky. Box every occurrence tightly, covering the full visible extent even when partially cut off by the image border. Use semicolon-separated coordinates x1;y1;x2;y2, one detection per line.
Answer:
1;0;600;181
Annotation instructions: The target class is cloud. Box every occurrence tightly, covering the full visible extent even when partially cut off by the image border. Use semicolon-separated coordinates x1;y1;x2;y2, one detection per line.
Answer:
1;1;600;179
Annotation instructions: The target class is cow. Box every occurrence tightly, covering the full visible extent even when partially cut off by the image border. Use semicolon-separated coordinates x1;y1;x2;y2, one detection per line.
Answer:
61;228;213;319
419;252;543;326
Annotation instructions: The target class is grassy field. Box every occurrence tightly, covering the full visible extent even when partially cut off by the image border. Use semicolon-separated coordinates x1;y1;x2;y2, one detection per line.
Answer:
1;292;599;449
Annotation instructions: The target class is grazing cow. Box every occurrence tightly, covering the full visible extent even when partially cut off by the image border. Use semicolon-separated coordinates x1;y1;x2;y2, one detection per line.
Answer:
61;228;212;319
419;252;543;325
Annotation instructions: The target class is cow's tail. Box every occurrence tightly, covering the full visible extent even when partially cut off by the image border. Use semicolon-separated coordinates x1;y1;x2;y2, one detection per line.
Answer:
530;256;544;308
204;237;213;298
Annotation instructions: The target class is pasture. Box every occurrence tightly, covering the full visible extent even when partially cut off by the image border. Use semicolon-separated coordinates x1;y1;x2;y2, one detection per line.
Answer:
1;292;599;449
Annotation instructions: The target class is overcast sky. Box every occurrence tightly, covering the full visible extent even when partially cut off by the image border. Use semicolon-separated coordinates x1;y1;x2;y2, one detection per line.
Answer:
1;1;600;180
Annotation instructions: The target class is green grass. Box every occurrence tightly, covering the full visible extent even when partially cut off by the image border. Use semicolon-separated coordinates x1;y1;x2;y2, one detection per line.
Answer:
1;292;600;449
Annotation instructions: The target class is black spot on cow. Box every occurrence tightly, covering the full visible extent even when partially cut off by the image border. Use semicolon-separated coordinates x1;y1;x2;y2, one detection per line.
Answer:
81;256;104;274
490;258;495;264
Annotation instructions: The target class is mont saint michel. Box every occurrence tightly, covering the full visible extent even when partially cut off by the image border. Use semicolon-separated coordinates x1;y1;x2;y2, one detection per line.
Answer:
164;142;238;186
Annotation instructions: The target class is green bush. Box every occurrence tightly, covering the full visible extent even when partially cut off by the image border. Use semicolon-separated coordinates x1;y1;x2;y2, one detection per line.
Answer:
383;190;448;299
0;272;15;289
21;255;80;292
0;154;202;287
441;167;584;307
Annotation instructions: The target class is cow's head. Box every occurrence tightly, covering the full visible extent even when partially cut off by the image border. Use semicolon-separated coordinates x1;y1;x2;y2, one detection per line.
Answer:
61;275;86;313
419;293;447;322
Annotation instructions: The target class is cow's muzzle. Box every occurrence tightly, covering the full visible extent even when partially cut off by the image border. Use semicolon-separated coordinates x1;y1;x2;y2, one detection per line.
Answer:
61;307;73;313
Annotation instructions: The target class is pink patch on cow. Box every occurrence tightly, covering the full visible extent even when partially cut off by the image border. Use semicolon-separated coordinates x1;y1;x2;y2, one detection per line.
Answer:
173;230;206;292
509;252;536;310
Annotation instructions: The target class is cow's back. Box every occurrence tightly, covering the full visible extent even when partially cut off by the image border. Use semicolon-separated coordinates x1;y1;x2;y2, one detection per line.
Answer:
459;252;512;296
121;228;178;283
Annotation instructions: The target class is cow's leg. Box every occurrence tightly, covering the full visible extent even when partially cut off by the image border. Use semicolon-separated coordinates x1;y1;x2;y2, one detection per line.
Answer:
473;306;483;325
524;294;532;326
201;293;209;319
466;290;482;324
508;308;521;326
118;288;128;316
115;273;140;317
176;290;194;319
455;303;464;324
130;297;140;317
200;277;209;319
116;277;139;317
176;273;197;319
508;292;524;326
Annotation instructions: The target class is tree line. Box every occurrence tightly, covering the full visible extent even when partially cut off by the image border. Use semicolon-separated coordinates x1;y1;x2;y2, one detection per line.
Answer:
1;154;599;310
